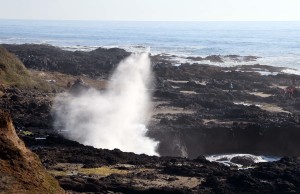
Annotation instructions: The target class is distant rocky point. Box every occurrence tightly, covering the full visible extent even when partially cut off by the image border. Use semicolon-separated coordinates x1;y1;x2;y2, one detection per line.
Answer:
1;44;130;78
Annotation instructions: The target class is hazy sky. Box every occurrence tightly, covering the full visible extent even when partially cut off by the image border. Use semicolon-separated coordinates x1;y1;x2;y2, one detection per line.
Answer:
1;0;300;21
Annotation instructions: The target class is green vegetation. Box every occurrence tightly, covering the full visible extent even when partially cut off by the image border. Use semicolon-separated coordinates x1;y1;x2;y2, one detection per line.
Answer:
48;166;128;177
42;174;65;194
79;166;128;176
0;46;50;90
18;130;34;136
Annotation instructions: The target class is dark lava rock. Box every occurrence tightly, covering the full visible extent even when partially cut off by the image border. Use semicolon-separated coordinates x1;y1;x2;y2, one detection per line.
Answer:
10;94;19;101
230;156;256;166
2;44;130;78
69;78;90;94
2;43;300;193
205;55;223;63
193;155;210;163
19;129;300;194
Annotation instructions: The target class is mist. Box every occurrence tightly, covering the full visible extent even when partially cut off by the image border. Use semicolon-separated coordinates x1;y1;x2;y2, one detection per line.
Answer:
52;53;159;156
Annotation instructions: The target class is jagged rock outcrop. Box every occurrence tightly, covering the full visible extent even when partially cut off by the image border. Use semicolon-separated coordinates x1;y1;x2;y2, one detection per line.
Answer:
0;110;64;194
1;44;130;78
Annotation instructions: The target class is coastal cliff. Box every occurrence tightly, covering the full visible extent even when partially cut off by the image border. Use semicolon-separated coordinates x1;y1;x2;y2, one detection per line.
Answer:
0;110;64;194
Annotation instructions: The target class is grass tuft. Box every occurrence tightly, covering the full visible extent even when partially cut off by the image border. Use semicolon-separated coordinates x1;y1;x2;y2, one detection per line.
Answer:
48;166;128;177
0;46;51;91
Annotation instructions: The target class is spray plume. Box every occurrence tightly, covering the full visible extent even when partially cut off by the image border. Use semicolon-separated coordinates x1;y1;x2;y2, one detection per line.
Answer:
52;53;159;156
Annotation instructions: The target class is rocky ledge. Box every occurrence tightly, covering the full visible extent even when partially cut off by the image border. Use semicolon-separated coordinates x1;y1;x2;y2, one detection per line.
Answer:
2;44;300;159
21;132;300;193
1;44;300;193
2;44;130;78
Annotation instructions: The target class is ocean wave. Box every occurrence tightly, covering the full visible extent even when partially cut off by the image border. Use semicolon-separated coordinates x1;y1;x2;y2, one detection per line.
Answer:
206;153;280;168
282;68;300;75
2;37;300;75
61;45;100;52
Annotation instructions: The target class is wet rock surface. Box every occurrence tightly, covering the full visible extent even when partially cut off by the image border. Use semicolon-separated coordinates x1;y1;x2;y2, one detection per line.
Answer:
149;62;300;158
0;87;55;129
1;44;300;193
20;133;300;193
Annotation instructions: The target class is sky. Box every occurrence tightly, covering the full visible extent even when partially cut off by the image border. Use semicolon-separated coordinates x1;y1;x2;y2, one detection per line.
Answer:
0;0;300;21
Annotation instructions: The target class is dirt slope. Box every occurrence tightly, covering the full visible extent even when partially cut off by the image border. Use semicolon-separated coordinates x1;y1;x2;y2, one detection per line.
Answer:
0;110;64;194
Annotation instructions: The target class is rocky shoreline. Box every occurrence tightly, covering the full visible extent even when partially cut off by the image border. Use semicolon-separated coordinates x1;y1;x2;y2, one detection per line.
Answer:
21;132;300;193
1;44;300;193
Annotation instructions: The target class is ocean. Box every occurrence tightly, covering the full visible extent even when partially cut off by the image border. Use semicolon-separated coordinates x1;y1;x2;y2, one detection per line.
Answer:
1;20;300;73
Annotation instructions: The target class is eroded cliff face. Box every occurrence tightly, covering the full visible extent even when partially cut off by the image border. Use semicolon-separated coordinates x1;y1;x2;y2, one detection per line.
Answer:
0;110;64;194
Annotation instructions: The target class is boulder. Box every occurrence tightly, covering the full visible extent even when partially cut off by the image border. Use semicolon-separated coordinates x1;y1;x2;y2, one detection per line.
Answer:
230;156;256;166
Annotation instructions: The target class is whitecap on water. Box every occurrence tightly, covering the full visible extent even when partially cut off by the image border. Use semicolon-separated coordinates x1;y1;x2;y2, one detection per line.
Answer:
206;154;280;168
